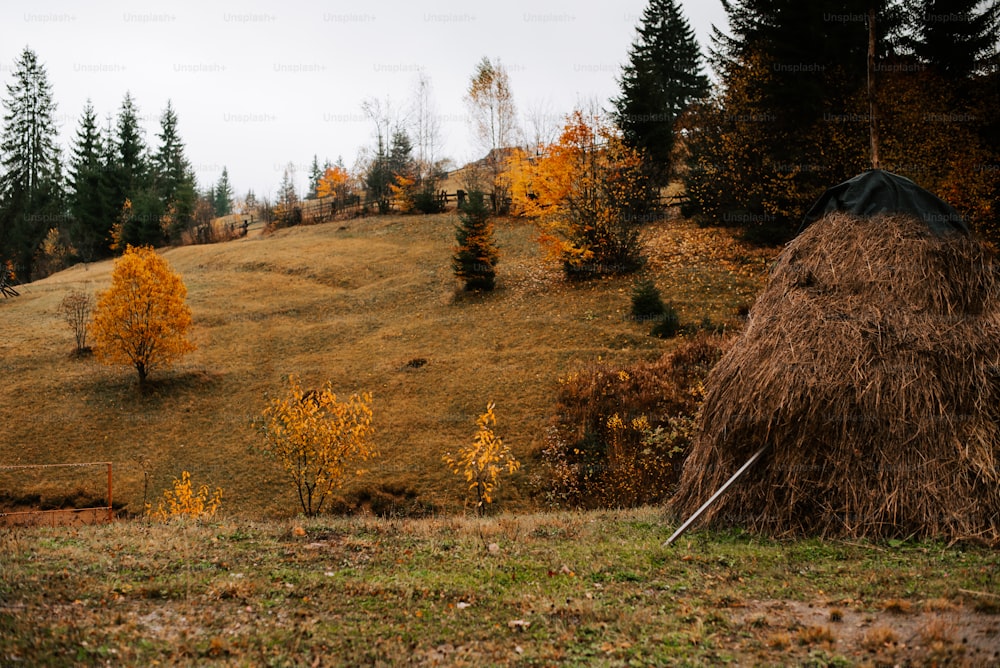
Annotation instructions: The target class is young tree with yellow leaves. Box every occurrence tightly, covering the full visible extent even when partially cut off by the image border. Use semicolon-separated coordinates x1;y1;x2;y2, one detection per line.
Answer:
259;375;377;516
443;402;520;512
510;110;654;279
90;245;195;387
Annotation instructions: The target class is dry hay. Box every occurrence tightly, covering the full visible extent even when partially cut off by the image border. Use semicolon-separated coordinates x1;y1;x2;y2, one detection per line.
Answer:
670;212;1000;543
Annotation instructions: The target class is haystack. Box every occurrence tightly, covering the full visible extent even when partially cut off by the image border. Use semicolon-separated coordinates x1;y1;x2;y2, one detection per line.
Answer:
671;207;1000;543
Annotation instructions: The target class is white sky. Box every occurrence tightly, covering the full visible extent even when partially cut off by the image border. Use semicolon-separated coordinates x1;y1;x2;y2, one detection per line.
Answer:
1;0;727;201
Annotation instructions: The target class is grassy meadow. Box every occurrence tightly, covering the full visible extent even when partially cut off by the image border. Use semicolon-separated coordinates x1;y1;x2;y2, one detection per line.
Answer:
2;508;998;666
0;212;770;518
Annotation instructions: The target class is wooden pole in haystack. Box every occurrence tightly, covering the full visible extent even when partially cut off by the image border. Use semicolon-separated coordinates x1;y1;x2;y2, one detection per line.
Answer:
868;7;881;170
664;445;770;546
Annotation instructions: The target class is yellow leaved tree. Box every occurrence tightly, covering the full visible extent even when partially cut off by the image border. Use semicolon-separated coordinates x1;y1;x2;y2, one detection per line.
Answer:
259;375;377;516
90;245;195;388
509;109;653;279
316;165;350;200
443;402;520;512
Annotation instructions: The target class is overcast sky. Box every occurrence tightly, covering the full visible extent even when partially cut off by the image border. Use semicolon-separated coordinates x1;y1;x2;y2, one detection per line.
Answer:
1;0;727;201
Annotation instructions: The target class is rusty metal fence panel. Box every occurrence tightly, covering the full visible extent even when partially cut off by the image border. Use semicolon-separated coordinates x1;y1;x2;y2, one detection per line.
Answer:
0;462;113;527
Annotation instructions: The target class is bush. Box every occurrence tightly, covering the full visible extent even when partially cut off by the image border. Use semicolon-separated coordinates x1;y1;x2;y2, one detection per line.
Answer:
257;376;378;516
412;184;446;214
650;304;681;338
534;334;728;509
630;279;666;322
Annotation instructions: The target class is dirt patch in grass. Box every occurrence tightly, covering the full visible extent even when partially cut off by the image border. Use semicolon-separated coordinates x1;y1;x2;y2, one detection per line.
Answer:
733;599;999;665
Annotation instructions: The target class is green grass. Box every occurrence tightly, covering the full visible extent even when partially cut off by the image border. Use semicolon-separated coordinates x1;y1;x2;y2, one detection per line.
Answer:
0;213;771;518
2;508;998;666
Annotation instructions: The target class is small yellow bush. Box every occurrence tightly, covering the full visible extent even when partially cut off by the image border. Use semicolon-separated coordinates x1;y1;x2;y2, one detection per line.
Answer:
149;470;222;521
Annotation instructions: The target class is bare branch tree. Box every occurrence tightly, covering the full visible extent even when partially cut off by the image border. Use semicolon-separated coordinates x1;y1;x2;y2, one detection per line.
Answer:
61;289;94;355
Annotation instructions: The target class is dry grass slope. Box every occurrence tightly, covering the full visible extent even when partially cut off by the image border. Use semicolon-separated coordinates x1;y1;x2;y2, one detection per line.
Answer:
0;213;772;518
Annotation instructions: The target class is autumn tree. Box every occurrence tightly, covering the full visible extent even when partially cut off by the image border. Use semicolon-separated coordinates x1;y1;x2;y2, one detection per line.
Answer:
90;245;195;387
453;190;499;291
410;72;443;179
316;165;350;201
443;402;519;512
466;57;519;213
258;375;377;516
511;110;653;279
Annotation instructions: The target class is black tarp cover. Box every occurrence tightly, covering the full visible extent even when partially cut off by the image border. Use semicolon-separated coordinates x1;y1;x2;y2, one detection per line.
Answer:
800;169;968;236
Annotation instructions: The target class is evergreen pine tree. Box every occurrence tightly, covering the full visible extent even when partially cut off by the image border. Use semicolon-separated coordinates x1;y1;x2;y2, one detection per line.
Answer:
0;47;64;278
153;100;189;202
906;0;1000;79
389;130;415;178
630;278;666;321
68;99;114;261
307;154;321;199
111;92;161;247
214;167;233;216
365;137;393;214
613;0;709;184
152;100;197;242
114;92;147;197
453;190;499;291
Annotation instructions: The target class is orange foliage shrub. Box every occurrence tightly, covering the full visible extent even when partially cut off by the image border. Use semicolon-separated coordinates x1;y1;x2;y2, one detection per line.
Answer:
148;470;222;521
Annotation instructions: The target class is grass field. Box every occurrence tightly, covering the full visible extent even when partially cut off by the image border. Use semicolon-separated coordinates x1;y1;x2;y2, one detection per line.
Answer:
0;212;772;518
2;508;998;665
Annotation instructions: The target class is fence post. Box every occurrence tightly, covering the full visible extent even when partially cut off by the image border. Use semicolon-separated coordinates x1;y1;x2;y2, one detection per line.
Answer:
107;462;113;522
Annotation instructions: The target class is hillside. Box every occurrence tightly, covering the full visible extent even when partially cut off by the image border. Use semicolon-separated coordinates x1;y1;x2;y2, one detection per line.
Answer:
0;213;773;518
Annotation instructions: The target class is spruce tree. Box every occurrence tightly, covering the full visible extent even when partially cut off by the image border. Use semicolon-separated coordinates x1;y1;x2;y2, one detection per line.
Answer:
114;92;147;197
389;130;415;179
453;190;498;291
307;155;321;199
111;92;161;247
68;100;114;260
0;47;64;278
152;100;197;242
613;0;709;184
214;167;233;216
906;0;1000;79
153;100;189;202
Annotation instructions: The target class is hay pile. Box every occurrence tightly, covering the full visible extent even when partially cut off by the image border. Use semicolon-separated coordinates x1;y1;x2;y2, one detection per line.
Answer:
671;211;1000;543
